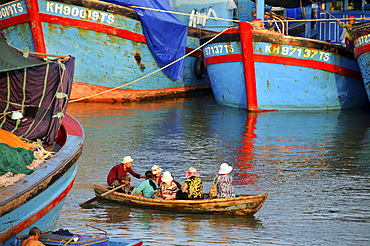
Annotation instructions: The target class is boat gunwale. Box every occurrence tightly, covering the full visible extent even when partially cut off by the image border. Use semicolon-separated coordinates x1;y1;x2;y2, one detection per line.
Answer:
0;0;217;39
352;21;370;39
0;114;84;217
200;28;355;58
93;184;269;205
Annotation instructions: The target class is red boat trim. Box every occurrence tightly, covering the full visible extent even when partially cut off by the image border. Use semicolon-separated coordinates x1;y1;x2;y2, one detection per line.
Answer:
39;13;200;56
1;2;200;57
39;13;147;43
0;179;75;244
239;21;258;111
0;14;29;29
256;55;362;79
204;54;362;80
27;0;46;53
62;114;84;137
354;43;370;58
203;54;241;65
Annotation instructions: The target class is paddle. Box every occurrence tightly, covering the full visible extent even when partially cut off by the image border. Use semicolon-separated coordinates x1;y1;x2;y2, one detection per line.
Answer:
79;183;127;207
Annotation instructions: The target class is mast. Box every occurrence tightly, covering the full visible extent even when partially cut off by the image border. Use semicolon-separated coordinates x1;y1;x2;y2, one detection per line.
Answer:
255;0;265;20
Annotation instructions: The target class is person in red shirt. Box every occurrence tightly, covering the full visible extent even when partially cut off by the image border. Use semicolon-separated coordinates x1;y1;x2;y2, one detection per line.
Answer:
107;156;145;193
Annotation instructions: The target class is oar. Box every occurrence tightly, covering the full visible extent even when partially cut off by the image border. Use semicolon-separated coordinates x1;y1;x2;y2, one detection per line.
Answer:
79;183;127;207
62;236;76;246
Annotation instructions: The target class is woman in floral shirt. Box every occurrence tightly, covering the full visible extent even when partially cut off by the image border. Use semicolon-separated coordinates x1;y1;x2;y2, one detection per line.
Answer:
213;163;235;198
181;167;204;199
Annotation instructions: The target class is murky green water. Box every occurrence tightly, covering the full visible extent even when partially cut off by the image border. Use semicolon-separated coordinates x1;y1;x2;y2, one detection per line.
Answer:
59;95;370;245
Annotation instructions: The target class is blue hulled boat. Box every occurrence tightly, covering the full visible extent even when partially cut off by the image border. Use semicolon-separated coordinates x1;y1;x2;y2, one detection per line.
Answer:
0;0;215;102
352;21;370;100
0;36;84;245
200;21;368;111
198;0;370;110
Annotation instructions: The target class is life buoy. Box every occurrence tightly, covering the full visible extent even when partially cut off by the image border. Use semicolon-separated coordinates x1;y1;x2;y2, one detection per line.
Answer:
194;56;206;79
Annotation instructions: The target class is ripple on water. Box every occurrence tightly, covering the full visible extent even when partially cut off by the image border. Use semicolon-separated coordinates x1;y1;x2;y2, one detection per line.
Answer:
59;101;370;245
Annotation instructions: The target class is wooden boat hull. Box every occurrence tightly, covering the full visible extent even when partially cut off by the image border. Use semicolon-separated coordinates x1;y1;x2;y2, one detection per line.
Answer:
200;21;370;111
0;114;84;246
0;0;213;102
352;21;370;100
93;184;268;216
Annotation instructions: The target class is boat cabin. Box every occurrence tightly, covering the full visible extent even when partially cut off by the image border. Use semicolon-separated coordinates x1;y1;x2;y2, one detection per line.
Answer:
172;0;370;46
316;0;370;44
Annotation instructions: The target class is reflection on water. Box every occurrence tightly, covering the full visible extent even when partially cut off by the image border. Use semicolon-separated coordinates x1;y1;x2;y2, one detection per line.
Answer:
60;96;370;245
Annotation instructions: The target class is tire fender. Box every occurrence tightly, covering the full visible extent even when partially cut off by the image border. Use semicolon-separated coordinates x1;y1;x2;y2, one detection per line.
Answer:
194;56;206;79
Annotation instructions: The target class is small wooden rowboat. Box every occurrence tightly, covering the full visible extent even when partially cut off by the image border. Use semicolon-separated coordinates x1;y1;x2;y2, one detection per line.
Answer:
93;184;268;216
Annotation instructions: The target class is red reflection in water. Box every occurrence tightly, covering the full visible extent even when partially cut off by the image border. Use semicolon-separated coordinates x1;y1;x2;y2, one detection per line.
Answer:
234;113;258;185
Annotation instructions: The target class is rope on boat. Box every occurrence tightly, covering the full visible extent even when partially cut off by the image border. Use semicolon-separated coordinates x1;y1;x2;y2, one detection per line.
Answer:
69;26;234;103
126;4;370;23
86;224;108;237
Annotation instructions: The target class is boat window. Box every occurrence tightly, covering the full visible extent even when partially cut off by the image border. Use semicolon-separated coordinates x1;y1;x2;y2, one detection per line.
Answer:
347;0;362;10
366;1;370;10
330;0;344;10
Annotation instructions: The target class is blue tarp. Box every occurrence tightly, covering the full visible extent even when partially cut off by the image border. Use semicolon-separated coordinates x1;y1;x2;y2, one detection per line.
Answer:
104;0;187;80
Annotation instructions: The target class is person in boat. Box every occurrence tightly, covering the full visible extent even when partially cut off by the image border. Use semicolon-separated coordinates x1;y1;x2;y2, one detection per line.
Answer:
264;11;275;31
212;163;235;198
158;171;179;200
151;165;163;186
177;167;204;200
252;10;275;31
337;15;356;50
134;170;158;198
107;156;145;194
21;227;45;246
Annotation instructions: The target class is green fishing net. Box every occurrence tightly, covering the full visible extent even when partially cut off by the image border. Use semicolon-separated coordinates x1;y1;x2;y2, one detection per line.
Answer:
0;143;35;176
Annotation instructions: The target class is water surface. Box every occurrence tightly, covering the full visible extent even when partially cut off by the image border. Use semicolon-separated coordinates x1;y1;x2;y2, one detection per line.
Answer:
59;96;370;245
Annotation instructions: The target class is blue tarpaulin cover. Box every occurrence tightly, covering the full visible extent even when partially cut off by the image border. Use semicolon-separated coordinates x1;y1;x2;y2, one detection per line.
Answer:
104;0;187;80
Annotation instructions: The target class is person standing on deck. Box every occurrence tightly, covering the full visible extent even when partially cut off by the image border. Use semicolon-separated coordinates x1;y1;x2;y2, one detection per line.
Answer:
21;227;45;246
107;156;145;193
337;16;356;50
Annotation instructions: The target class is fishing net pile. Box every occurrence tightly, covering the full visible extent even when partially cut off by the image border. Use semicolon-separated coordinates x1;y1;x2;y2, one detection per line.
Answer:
0;129;55;187
0;35;74;186
0;143;35;176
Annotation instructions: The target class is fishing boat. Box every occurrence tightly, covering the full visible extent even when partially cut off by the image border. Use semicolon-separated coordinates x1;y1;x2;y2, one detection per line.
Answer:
15;230;143;246
199;0;370;111
351;21;370;99
0;0;215;102
0;36;84;245
92;184;268;216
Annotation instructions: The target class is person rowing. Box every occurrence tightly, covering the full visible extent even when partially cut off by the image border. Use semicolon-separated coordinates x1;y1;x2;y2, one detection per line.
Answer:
106;156;145;194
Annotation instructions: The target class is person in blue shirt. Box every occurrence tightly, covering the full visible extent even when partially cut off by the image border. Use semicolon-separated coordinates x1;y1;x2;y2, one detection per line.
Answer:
135;170;157;198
